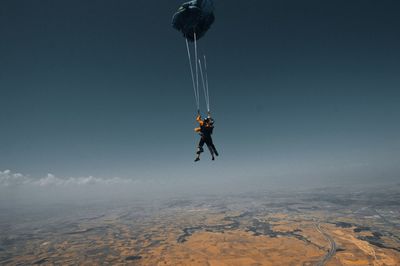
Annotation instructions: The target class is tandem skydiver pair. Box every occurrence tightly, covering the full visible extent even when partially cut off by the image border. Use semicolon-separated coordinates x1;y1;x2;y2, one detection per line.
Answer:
194;113;219;162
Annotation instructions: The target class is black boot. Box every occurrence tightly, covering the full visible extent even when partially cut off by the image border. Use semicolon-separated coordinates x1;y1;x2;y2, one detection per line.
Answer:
210;150;215;161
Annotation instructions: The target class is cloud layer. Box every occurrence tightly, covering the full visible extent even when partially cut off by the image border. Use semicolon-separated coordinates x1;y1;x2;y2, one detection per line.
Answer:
0;170;133;187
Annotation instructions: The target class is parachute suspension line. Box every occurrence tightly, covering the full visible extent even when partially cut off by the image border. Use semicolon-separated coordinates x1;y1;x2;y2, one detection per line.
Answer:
184;33;210;114
203;55;210;113
198;59;210;113
185;38;199;111
194;32;200;113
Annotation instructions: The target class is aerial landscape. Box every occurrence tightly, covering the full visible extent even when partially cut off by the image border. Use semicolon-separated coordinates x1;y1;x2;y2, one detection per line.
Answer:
1;184;399;265
1;0;399;265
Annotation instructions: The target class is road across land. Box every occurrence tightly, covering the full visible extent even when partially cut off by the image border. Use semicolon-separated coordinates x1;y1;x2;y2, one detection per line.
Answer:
315;223;337;266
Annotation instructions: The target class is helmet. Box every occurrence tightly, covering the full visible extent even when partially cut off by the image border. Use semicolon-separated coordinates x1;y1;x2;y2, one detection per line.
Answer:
204;117;214;125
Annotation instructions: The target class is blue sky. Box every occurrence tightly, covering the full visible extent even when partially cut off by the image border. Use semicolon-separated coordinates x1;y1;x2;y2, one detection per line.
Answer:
1;0;399;186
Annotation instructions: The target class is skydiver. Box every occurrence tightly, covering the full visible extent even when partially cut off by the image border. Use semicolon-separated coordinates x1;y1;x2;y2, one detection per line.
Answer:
194;113;219;162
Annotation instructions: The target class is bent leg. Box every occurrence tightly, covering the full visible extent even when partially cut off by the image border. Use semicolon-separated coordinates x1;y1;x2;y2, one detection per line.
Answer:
208;137;219;156
195;137;205;162
197;137;205;154
205;138;215;160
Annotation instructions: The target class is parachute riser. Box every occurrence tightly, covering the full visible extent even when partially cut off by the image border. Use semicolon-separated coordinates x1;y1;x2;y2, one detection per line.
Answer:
184;33;212;115
198;58;210;113
185;38;199;110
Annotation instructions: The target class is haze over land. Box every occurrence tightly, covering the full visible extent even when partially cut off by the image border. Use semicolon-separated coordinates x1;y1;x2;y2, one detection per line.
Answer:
1;178;400;265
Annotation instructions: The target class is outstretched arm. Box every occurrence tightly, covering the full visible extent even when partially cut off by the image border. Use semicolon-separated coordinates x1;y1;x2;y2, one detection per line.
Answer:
196;115;204;126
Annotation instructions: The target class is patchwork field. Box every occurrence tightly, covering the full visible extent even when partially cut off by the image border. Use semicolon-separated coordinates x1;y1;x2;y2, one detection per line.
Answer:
1;185;399;265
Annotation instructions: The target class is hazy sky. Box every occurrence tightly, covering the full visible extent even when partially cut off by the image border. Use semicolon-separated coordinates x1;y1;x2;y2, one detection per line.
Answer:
1;0;399;186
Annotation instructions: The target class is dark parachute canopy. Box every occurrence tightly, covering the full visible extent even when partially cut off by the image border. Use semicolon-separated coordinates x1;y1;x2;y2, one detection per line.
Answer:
172;0;215;42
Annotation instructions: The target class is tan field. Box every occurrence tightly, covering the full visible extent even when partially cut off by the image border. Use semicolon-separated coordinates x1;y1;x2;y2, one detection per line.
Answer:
1;186;400;265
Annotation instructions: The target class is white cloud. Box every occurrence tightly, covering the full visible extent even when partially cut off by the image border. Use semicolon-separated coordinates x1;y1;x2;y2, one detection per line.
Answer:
0;169;31;186
0;170;134;187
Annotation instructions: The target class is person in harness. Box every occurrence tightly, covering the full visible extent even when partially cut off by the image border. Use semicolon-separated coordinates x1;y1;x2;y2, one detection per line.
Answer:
194;113;219;162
